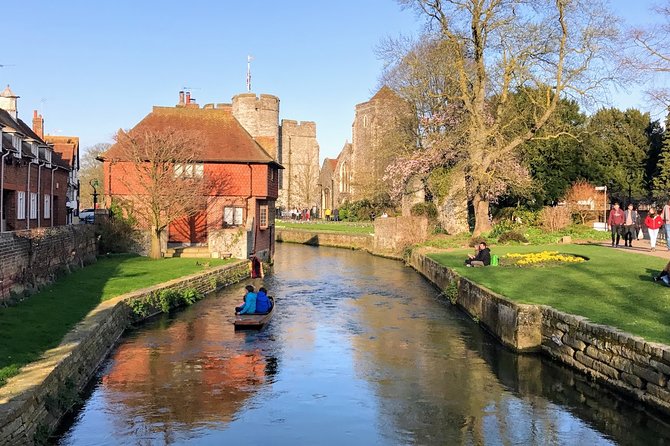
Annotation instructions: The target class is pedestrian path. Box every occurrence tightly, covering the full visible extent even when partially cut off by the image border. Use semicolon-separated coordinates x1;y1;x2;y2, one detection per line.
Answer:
598;238;670;259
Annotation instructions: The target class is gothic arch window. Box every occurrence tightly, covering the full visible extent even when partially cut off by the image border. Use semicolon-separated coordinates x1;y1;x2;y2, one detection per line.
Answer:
339;162;349;193
362;115;368;128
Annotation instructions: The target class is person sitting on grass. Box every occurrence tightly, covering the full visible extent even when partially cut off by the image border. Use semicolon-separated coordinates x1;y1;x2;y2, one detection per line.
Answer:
653;260;670;286
236;285;257;314
255;287;272;314
465;242;491;267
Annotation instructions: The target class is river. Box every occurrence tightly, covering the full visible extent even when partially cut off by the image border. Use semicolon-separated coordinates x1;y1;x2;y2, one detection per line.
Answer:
53;244;670;445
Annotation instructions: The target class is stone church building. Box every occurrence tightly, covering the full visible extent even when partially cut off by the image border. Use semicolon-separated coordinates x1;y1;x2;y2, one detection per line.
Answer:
319;86;406;211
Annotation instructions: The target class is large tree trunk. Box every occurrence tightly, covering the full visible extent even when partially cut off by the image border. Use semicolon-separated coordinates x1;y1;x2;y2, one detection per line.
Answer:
150;228;162;260
472;194;491;236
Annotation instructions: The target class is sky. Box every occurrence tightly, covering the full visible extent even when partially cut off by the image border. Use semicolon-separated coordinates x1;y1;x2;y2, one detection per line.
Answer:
1;0;666;162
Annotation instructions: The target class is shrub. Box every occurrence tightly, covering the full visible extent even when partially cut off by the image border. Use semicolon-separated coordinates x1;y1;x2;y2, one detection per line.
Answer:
498;230;529;244
539;206;571;231
468;235;487;247
490;220;517;238
97;217;140;254
410;202;438;220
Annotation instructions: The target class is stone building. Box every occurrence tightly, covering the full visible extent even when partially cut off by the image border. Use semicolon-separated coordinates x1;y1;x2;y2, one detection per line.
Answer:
230;93;320;214
319;86;406;210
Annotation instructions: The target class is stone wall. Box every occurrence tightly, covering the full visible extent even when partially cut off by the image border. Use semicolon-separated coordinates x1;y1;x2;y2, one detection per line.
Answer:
408;248;670;414
0;260;250;445
0;225;97;301
276;228;372;251
372;216;429;254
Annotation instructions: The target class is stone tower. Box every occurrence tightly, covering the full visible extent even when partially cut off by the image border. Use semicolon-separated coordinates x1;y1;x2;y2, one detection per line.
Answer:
231;93;280;159
350;86;405;200
279;120;320;210
0;85;19;120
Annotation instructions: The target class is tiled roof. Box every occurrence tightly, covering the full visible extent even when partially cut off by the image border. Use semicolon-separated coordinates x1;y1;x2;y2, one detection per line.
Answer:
45;135;79;168
101;106;282;167
0;109;70;168
369;85;398;102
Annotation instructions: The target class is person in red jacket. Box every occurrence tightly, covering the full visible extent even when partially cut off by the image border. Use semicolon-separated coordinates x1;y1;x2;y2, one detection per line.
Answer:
645;207;664;251
607;202;625;247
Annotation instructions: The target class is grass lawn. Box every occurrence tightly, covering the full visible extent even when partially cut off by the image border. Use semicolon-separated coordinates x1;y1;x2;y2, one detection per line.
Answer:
275;220;374;234
429;244;670;345
0;254;234;387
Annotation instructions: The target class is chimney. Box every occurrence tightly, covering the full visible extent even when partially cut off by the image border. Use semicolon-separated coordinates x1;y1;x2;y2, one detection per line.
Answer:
185;91;191;104
32;110;44;139
178;90;185;106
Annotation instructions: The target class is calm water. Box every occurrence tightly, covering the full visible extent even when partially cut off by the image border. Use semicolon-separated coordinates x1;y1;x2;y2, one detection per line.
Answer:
54;244;670;445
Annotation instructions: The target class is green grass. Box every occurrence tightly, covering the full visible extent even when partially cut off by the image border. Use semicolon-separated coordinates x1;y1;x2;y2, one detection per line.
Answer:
0;254;233;387
429;244;670;345
275;220;374;234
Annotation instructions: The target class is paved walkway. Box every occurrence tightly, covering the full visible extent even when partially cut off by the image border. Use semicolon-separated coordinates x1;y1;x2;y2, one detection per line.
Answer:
597;238;670;260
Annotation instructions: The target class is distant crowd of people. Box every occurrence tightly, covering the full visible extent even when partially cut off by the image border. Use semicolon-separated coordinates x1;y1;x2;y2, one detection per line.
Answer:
607;200;670;251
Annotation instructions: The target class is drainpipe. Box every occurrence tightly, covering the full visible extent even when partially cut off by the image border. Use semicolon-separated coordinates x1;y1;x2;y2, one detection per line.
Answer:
26;161;31;230
37;161;43;227
0;151;9;232
50;166;57;227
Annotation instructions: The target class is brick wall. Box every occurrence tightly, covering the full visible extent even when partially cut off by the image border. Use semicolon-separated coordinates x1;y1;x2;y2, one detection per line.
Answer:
0;260;250;445
0;225;96;300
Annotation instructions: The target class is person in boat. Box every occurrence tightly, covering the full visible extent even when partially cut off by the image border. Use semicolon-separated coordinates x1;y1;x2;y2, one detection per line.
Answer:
255;287;272;314
236;285;257;314
465;241;491;267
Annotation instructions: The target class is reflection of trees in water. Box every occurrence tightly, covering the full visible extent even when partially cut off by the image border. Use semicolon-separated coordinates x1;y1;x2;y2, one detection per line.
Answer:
351;293;670;445
100;311;277;441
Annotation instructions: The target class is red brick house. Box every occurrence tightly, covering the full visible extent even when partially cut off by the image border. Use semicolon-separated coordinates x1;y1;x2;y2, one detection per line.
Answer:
100;97;282;261
0;87;70;231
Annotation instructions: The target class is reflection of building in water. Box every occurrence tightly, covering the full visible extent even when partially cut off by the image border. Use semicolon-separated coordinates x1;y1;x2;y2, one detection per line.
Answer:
348;293;670;445
101;314;275;437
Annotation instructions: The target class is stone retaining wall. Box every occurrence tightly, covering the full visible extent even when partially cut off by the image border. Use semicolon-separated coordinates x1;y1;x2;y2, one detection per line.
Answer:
0;226;97;302
0;260;249;445
408;248;670;415
276;229;373;251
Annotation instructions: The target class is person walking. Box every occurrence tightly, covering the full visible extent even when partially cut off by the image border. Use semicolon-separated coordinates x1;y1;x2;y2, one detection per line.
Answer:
607;202;625;247
622;203;640;248
662;199;670;251
645;207;663;251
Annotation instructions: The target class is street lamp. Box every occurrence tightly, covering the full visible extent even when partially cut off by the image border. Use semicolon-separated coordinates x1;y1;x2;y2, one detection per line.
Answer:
90;179;99;222
595;186;607;228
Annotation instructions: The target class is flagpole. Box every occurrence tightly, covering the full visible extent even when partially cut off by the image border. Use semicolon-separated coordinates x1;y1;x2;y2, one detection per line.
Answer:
246;55;253;92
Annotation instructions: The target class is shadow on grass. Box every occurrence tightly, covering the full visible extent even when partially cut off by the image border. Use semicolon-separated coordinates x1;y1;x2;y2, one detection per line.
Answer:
0;254;227;387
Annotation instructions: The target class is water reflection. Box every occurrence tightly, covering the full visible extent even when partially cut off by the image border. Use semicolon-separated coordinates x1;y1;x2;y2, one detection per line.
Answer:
55;244;670;445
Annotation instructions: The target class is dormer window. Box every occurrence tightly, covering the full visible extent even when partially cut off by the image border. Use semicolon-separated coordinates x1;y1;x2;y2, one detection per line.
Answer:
40;146;52;165
31;143;38;158
12;134;21;150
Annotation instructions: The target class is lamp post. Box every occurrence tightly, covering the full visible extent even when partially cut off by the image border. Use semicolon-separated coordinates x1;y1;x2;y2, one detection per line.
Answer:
90;179;99;223
595;186;607;227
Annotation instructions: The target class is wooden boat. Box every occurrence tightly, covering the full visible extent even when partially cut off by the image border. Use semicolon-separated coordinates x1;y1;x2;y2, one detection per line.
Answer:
234;297;275;329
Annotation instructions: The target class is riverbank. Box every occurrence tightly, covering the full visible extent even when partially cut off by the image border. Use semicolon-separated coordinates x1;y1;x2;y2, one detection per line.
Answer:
275;220;374;234
276;226;670;414
0;259;249;445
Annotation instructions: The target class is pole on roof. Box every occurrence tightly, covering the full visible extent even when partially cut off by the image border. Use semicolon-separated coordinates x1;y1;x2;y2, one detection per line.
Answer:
246;55;253;92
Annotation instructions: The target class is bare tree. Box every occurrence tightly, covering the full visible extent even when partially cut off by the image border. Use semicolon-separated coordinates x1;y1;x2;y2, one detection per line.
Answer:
79;143;110;208
385;0;619;235
564;179;597;225
626;3;670;107
114;128;211;259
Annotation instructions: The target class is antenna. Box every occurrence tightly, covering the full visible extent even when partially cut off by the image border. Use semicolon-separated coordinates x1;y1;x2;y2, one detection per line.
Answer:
246;55;254;92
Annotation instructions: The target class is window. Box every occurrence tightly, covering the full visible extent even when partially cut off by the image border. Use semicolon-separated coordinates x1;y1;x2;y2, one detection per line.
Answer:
17;192;26;220
174;163;204;178
12;134;21;150
30;193;38;219
44;195;51;219
362;115;368;128
223;206;244;227
259;205;269;229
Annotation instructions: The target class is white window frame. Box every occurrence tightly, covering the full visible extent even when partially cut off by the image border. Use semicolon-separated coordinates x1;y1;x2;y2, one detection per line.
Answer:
174;162;204;178
44;195;51;219
259;205;269;229
17;191;26;220
223;206;244;227
30;192;38;219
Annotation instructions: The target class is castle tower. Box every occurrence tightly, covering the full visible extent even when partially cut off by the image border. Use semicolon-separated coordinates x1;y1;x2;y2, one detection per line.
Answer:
279;120;320;210
232;93;280;159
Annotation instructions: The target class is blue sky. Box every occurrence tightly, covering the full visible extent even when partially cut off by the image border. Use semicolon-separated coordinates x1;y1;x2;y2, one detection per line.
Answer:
1;0;665;161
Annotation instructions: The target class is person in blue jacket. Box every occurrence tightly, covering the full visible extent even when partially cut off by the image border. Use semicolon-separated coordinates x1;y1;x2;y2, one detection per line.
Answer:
236;285;257;314
255;287;272;314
